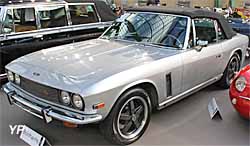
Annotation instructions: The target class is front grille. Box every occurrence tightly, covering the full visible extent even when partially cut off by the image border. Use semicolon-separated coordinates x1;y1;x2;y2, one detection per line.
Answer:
20;77;60;103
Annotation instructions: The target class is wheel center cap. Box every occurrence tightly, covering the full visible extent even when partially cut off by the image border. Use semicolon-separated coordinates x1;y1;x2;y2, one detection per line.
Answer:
132;115;136;121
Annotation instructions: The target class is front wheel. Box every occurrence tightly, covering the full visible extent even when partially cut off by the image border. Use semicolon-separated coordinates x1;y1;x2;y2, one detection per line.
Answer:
219;53;241;89
100;88;151;145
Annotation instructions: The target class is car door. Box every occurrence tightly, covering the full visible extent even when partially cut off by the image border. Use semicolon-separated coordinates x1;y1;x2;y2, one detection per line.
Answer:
181;18;223;92
36;5;69;41
0;7;40;75
67;3;103;40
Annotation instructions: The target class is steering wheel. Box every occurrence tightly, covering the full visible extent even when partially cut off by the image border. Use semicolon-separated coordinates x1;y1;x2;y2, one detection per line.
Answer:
166;34;182;46
125;32;151;42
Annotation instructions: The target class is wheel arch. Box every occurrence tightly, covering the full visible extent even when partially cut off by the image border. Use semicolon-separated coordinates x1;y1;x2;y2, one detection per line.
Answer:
230;48;244;67
234;49;243;65
115;80;159;112
99;80;156;145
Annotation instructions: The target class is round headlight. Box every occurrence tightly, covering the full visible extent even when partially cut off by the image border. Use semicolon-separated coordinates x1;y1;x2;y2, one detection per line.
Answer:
60;91;71;105
235;76;247;92
7;71;14;82
72;94;84;110
15;74;21;84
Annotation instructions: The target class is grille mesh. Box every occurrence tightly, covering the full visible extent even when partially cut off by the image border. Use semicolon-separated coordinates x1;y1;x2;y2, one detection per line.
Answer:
20;77;60;103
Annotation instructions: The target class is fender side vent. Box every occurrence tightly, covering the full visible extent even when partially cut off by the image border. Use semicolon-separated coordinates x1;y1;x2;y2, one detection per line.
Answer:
166;74;172;97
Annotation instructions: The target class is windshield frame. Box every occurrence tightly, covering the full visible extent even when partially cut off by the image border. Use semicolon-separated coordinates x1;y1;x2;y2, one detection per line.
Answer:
0;6;6;21
0;6;6;35
100;11;191;50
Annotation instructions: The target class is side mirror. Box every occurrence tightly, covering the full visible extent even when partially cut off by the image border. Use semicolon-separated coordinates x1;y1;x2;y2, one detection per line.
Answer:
195;40;208;52
197;40;208;46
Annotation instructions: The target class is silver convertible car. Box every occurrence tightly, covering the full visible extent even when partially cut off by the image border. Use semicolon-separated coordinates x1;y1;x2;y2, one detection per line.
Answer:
2;7;249;145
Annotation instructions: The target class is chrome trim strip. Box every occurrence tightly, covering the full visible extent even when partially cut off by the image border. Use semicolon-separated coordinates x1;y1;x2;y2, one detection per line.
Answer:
183;16;191;50
13;101;44;119
2;85;102;125
239;96;250;101
2;85;44;119
12;94;42;112
0;21;112;41
46;110;102;125
0;73;7;77
191;19;197;48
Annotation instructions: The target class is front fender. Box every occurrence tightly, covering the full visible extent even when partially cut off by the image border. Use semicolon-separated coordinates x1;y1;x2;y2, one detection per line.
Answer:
83;79;158;120
117;79;159;100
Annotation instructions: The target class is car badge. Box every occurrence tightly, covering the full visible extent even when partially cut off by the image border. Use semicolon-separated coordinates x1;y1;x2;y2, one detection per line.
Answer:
42;90;49;96
32;72;40;76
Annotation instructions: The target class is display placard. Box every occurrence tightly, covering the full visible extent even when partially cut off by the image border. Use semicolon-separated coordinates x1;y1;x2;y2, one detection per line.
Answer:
208;97;222;120
20;125;51;146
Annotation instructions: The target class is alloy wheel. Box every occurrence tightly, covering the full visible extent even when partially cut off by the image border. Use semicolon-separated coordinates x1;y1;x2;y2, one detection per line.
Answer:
116;96;148;139
227;56;240;84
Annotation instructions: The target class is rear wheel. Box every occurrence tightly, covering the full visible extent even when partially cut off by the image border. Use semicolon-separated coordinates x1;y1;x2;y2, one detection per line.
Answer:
100;88;151;145
219;53;241;89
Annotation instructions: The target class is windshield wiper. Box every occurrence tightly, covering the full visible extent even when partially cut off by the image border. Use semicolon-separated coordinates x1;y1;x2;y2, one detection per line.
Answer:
151;42;168;47
150;42;179;49
124;33;151;41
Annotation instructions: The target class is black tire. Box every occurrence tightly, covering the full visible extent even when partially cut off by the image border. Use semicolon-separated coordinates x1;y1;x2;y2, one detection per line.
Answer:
219;53;241;89
100;88;152;145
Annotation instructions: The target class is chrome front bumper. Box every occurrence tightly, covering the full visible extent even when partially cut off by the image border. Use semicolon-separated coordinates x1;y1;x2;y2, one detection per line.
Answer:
2;83;102;125
0;73;7;84
0;73;7;79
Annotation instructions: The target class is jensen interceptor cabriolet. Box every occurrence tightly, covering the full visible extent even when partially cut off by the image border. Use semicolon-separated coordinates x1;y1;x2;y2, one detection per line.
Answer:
2;7;249;145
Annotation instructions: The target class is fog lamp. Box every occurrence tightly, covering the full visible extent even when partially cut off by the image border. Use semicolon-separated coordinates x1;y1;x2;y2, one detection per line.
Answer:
72;94;84;110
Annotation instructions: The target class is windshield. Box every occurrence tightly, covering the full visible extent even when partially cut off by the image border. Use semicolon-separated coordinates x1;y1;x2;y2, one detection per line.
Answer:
102;12;188;49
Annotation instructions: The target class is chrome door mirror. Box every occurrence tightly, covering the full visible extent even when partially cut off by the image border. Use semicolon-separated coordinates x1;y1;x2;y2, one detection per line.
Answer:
195;40;208;52
197;40;208;47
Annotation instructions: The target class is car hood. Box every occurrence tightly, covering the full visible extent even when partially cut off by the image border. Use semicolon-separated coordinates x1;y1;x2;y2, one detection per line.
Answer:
7;39;179;90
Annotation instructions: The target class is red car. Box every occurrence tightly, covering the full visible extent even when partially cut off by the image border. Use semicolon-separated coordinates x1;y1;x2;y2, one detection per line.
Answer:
229;65;250;119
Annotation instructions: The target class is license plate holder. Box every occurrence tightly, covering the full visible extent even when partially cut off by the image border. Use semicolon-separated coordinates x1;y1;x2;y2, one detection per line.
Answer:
7;91;15;105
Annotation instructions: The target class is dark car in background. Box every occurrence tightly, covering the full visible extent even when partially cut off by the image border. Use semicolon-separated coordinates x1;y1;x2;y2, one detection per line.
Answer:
228;18;250;57
0;0;116;84
228;18;250;37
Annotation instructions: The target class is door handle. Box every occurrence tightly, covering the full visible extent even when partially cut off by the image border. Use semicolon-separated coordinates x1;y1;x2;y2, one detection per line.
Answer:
216;54;222;58
33;34;43;39
98;26;105;30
